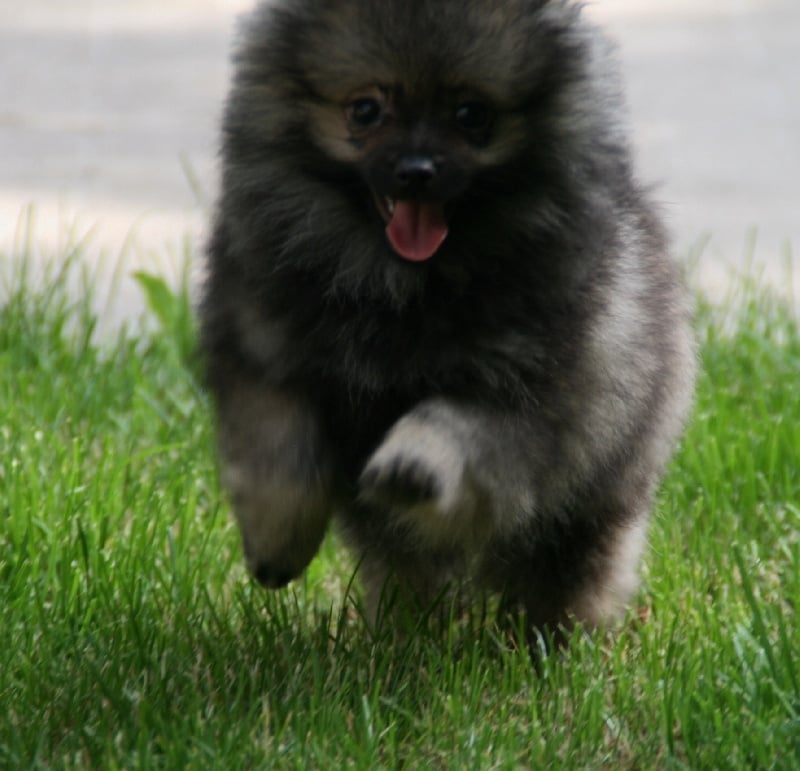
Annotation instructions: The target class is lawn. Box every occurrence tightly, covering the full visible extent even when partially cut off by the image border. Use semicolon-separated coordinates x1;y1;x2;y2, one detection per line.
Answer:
1;248;798;769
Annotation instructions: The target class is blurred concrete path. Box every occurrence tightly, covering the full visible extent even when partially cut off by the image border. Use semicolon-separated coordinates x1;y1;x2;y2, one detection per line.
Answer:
590;0;800;300
0;0;249;330
1;0;798;331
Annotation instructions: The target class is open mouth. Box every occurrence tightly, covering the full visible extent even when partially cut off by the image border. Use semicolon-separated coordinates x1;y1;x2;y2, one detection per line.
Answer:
374;193;449;262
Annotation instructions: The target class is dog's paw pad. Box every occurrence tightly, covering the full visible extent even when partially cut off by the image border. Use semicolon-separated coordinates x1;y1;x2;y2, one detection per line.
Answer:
360;458;440;508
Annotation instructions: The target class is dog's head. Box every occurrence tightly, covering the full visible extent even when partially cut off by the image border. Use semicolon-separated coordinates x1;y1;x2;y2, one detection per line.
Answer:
308;81;502;263
294;0;578;265
224;0;622;299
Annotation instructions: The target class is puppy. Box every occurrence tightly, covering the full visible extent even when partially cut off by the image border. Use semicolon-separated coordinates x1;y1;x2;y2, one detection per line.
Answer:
201;0;695;632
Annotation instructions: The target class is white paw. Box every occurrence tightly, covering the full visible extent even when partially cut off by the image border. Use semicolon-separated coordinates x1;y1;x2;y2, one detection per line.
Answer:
359;416;479;547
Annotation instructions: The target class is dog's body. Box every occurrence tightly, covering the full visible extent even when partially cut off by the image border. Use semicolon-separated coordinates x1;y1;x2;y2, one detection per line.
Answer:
201;0;695;631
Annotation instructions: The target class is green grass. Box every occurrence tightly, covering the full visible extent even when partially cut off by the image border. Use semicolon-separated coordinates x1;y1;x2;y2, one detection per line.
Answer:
1;252;799;770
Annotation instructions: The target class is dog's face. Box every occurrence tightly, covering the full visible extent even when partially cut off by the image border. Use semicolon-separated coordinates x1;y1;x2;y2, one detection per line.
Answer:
307;81;507;262
227;0;604;301
270;0;585;264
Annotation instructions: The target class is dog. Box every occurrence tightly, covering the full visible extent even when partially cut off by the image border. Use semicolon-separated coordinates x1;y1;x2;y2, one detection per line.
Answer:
200;0;696;633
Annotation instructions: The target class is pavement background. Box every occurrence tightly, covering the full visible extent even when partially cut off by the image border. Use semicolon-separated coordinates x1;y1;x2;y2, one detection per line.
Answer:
1;0;798;331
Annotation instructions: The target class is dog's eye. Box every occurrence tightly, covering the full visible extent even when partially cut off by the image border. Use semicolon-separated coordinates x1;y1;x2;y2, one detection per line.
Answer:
347;97;385;129
454;101;492;133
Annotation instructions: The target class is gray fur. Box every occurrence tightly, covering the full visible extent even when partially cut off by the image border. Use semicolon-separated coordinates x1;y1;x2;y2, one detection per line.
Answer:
200;0;696;633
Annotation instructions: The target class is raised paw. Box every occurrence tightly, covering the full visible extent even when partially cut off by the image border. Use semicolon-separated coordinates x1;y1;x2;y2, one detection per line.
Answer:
359;453;440;509
358;415;480;549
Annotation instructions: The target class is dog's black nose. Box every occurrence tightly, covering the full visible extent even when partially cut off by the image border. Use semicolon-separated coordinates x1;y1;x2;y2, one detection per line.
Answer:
394;155;437;189
253;561;293;589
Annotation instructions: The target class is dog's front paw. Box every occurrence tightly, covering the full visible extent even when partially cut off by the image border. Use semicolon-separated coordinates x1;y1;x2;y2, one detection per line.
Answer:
223;463;330;588
359;451;440;509
359;416;478;546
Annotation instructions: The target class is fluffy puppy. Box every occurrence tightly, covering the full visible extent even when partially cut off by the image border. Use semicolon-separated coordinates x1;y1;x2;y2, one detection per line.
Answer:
201;0;695;632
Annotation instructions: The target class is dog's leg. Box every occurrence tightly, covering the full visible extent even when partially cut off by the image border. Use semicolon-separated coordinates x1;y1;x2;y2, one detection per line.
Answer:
357;398;654;632
216;381;332;587
359;399;537;552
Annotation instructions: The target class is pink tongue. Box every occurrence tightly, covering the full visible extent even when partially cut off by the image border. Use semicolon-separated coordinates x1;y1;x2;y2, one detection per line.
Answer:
386;201;448;262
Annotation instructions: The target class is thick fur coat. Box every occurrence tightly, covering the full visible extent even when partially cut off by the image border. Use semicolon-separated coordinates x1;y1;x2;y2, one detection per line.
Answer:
201;0;695;631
